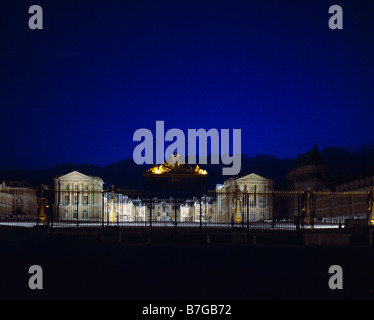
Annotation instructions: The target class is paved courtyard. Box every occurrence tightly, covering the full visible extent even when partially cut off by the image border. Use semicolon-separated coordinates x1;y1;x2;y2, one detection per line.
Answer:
1;240;374;300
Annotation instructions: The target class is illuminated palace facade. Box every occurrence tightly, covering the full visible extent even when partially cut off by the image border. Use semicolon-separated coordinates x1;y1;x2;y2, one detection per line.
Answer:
0;182;14;216
105;192;146;222
2;146;372;225
0;181;37;218
54;171;104;220
315;175;374;223
53;171;147;222
48;147;374;224
52;169;275;223
287;146;374;223
216;173;274;223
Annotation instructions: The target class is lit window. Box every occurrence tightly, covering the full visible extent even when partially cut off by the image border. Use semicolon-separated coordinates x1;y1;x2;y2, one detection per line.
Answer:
250;212;256;222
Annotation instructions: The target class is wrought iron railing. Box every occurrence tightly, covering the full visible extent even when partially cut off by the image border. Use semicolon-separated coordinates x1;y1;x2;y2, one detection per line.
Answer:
1;187;373;231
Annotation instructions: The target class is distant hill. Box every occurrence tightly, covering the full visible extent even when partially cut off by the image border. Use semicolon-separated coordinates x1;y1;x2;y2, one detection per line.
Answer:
0;145;373;191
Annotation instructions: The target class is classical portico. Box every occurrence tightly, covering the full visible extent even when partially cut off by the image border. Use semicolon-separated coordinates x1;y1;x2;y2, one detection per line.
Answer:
54;171;104;220
216;173;274;223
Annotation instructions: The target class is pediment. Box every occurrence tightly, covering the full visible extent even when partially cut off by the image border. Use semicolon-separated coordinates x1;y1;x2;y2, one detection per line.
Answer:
57;171;92;181
236;173;270;183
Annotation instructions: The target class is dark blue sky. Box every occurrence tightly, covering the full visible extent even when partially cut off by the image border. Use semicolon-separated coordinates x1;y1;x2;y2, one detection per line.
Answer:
1;0;374;168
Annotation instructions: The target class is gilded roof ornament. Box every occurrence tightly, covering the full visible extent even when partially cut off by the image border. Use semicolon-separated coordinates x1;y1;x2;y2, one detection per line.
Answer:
145;150;207;176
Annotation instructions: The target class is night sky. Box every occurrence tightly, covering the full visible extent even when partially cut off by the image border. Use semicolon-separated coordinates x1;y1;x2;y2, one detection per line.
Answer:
1;0;374;169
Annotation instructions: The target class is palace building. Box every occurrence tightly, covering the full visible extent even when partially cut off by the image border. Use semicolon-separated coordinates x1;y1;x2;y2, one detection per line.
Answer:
216;173;274;223
104;192;146;222
0;181;37;218
315;175;374;224
54;171;104;220
179;196;216;222
286;145;328;191
0;182;13;217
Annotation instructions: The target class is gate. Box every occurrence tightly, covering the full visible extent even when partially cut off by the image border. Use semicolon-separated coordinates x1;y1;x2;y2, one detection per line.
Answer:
0;186;372;233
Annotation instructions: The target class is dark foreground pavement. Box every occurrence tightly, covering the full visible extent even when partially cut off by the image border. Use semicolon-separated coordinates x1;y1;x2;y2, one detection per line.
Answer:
1;239;374;300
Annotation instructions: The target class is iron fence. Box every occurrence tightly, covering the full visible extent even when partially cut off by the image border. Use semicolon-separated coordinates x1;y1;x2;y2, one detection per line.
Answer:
0;188;372;231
